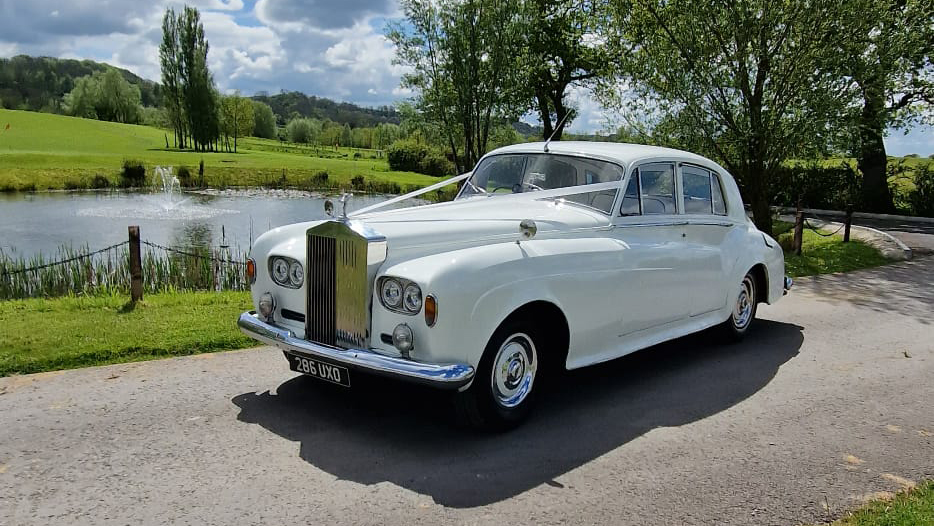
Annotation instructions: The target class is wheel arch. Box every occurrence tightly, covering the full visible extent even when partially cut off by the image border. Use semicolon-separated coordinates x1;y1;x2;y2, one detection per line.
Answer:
494;300;571;373
749;263;769;304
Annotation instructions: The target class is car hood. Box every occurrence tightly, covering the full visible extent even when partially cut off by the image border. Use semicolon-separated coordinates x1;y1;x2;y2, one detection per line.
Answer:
355;195;611;252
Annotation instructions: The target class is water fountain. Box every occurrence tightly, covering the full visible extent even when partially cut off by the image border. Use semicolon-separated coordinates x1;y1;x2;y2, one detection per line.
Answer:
148;166;190;211
76;166;236;220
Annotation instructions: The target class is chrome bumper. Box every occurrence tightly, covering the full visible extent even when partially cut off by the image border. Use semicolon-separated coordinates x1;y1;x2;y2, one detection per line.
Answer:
784;276;793;295
237;311;474;389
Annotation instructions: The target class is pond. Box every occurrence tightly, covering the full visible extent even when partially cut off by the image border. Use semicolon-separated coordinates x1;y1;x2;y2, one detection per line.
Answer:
0;189;406;259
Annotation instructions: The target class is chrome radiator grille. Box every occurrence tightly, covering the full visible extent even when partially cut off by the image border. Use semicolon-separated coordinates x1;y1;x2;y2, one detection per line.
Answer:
306;234;336;345
306;221;377;349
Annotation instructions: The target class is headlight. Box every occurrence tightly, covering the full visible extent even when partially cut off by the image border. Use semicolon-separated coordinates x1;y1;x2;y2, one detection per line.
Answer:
269;256;302;288
288;261;304;287
403;283;422;313
378;277;422;315
381;278;403;308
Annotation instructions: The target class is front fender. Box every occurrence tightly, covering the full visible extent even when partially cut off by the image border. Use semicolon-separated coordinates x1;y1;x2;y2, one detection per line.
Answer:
372;236;627;369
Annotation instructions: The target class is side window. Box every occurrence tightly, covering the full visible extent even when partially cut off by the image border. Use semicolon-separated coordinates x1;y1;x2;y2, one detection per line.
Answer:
638;163;676;215
711;172;727;215
620;170;641;215
682;166;713;214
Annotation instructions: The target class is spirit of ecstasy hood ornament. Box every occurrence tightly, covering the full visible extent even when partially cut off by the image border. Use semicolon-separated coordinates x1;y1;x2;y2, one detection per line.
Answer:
324;192;353;219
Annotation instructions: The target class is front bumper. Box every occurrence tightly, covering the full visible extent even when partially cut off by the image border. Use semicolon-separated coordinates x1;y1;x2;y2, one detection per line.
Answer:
237;311;475;389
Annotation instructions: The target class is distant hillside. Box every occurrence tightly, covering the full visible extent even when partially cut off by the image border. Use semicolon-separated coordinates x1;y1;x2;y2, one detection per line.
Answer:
0;55;162;113
252;91;400;127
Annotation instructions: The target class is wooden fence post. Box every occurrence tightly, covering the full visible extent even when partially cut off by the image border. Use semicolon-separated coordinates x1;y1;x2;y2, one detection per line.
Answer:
793;196;804;256
129;226;143;302
843;206;853;243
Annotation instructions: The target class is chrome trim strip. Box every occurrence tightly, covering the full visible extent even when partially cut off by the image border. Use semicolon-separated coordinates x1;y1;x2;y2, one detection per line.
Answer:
238;311;474;389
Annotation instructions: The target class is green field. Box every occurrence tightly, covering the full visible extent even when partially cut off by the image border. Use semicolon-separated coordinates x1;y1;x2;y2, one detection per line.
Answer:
0;109;438;191
822;480;934;526
0;292;258;376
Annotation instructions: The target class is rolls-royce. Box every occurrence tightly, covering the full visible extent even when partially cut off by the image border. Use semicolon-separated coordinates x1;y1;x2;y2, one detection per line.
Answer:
238;142;791;428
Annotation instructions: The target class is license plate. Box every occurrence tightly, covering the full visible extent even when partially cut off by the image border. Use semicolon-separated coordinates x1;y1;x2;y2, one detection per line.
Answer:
287;353;350;387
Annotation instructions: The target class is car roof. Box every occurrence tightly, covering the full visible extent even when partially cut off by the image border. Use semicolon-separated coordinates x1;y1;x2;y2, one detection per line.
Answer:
487;141;721;170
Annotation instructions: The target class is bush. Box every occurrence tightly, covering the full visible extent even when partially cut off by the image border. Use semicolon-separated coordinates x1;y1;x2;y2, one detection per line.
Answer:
771;162;861;210
120;159;146;188
309;170;329;187
909;163;934;217
89;175;111;189
419;151;455;177
904;153;920;158
18;183;36;192
350;175;367;190
387;140;455;177
176;166;194;187
63;179;85;190
387;140;430;173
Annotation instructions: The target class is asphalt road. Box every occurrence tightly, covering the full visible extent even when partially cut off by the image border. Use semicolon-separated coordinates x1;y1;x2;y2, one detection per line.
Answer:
2;259;933;525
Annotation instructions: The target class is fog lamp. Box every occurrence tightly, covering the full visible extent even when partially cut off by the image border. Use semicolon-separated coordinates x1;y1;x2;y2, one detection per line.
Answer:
258;292;275;320
392;323;414;355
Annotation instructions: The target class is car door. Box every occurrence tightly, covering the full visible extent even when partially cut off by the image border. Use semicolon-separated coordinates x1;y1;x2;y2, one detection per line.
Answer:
679;164;735;316
611;161;693;335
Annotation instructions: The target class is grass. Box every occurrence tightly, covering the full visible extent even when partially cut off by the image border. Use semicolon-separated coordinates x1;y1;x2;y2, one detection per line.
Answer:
774;220;892;278
0;108;439;191
0;291;258;376
822;480;934;526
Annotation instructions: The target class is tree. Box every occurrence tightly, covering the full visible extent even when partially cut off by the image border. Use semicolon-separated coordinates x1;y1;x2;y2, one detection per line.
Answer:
836;0;934;212
252;100;277;139
219;93;255;152
612;0;848;235
388;0;525;172
160;8;186;148
63;75;98;119
96;69;141;123
340;123;353;147
518;0;614;140
63;69;141;123
177;6;219;152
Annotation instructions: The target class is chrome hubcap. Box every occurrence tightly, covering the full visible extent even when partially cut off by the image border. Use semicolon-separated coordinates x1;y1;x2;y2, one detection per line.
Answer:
733;276;755;329
491;333;537;408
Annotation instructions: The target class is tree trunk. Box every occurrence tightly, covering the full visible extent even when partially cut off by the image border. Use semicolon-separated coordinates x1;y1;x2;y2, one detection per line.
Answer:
857;80;894;213
749;180;773;237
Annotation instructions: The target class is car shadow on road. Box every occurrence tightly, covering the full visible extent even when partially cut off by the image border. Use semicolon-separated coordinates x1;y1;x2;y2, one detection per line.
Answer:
231;320;803;508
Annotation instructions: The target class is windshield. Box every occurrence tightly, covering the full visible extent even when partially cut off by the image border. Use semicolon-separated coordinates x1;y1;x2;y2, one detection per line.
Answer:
458;153;624;214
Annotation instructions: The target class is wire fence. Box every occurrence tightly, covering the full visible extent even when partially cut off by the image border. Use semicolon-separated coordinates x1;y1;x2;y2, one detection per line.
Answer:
0;236;250;301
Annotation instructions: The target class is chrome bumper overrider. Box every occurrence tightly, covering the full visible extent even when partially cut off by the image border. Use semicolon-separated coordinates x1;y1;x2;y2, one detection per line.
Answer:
238;311;474;389
784;276;793;295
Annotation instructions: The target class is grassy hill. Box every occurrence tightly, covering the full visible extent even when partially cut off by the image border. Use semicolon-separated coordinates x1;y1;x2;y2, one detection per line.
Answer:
0;109;437;191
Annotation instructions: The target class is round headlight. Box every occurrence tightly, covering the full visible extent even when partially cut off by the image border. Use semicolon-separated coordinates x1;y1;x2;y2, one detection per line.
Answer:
381;279;403;308
403;283;422;313
272;258;289;284
288;261;304;287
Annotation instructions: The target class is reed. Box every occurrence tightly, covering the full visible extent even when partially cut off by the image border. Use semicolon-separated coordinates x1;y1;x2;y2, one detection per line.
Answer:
0;244;249;300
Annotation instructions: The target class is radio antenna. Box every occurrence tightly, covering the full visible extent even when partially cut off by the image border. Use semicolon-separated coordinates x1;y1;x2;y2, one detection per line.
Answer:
543;112;571;153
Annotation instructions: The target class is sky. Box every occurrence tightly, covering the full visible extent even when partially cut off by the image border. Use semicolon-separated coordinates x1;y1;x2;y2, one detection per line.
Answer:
0;0;930;155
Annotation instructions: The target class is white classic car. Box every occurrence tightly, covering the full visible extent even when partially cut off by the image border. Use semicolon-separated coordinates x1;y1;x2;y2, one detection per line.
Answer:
238;141;791;428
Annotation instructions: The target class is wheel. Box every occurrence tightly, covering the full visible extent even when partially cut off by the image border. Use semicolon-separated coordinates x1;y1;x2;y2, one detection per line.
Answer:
722;271;758;341
455;318;540;430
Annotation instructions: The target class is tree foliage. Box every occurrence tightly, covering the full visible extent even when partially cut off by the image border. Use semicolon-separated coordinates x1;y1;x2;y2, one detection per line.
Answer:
388;0;525;172
517;0;615;140
63;69;142;124
613;0;849;234
160;6;219;151
252;100;277;139
835;0;934;212
219;93;255;152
